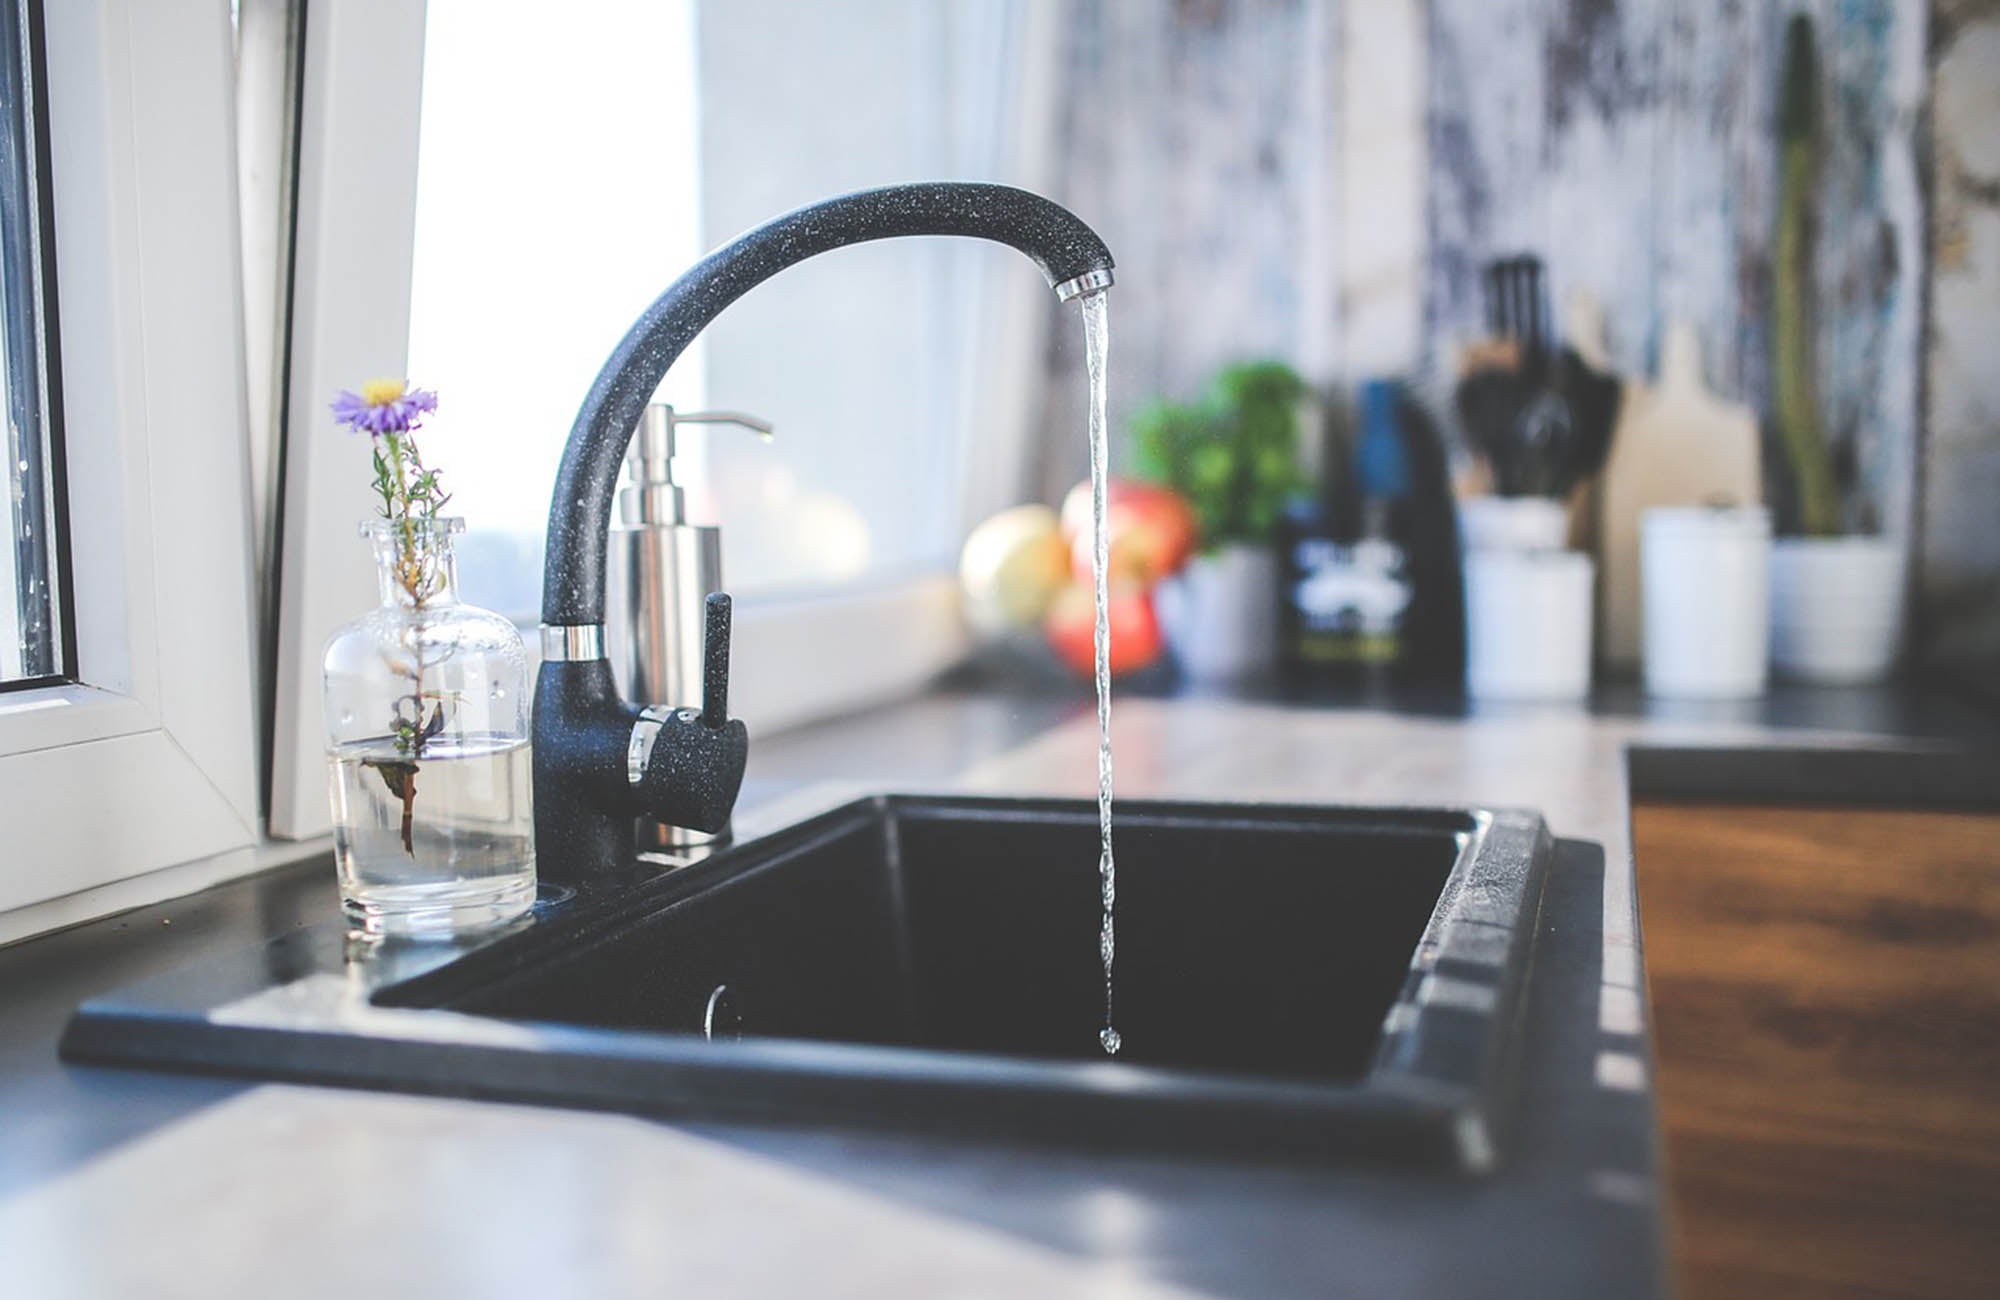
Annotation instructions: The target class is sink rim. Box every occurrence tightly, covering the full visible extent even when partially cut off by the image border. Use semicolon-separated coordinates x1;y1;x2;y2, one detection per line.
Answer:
384;792;1552;1168
63;793;1553;1171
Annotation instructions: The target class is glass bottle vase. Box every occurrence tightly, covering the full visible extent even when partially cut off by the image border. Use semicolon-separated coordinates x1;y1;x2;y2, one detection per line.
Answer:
323;518;535;937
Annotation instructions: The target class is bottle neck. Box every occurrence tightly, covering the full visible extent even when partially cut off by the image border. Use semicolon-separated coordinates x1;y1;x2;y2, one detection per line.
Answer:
365;518;463;610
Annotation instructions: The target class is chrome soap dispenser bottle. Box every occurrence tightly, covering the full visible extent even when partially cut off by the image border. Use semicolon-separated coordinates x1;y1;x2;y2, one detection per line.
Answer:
606;402;771;849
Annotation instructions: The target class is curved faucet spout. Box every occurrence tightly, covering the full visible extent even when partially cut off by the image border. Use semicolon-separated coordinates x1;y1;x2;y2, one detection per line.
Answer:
540;182;1115;627
531;182;1111;882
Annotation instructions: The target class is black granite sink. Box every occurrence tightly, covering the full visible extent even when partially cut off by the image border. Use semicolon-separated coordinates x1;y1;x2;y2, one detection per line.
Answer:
64;795;1552;1169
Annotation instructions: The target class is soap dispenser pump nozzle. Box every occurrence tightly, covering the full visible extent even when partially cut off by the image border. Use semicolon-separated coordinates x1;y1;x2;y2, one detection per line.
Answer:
620;404;773;526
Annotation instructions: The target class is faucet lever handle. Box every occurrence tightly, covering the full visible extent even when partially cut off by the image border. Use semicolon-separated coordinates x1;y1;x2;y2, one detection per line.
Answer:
700;592;732;728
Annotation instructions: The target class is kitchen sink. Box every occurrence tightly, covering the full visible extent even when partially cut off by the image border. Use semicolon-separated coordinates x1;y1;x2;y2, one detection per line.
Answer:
64;795;1551;1169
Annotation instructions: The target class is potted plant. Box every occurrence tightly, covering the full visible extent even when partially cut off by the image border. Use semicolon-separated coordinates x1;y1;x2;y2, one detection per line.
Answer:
1766;14;1905;684
1132;361;1308;681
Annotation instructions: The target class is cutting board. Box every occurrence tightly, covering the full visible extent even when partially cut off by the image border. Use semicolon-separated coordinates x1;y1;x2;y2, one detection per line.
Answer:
1598;321;1762;666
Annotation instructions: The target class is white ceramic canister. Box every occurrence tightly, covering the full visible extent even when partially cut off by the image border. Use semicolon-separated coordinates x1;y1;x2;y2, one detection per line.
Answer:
1464;549;1595;701
1768;536;1906;684
1641;506;1771;698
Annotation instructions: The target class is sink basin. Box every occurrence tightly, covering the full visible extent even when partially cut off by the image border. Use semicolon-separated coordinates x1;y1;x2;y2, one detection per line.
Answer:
65;795;1551;1169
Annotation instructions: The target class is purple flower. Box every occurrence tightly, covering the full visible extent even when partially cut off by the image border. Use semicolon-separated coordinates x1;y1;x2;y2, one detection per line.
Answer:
331;379;438;436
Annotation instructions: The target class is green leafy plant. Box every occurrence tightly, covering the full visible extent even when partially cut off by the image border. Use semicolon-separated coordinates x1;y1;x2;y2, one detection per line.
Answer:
1130;361;1310;550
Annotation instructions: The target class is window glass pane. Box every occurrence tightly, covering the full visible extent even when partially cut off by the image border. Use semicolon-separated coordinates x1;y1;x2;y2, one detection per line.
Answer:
410;1;994;615
0;0;66;686
407;0;706;620
685;0;984;600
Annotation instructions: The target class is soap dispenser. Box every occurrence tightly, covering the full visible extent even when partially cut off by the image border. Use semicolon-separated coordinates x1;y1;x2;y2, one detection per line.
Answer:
606;402;772;849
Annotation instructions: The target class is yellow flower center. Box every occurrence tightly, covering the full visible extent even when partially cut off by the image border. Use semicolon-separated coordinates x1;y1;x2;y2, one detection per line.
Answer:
360;378;408;406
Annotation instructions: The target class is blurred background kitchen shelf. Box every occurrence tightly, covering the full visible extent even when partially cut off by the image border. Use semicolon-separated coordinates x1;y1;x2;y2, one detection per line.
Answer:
942;0;1994;709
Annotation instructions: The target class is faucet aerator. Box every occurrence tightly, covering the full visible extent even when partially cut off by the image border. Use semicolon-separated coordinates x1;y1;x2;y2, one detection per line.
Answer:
1054;267;1116;302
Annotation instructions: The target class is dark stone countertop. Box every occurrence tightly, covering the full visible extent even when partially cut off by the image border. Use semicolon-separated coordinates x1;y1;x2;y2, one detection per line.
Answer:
0;681;1991;1297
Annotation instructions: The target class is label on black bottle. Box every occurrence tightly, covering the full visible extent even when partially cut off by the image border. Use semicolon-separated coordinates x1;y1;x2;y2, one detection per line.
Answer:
1288;536;1411;664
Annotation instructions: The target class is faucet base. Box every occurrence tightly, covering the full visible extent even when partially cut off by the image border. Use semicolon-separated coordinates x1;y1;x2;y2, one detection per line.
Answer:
532;657;748;885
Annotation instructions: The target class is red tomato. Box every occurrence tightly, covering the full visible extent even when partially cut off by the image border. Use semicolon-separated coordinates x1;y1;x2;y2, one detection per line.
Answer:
1043;581;1163;677
1060;478;1199;584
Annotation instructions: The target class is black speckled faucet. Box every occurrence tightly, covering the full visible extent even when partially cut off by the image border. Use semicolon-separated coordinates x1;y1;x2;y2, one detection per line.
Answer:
533;182;1115;882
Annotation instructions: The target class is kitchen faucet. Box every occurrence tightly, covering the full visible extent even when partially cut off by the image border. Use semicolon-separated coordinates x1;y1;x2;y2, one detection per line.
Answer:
532;182;1115;882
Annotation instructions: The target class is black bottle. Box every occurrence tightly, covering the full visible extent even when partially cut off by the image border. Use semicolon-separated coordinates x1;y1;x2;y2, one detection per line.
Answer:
1278;380;1463;686
1276;394;1356;676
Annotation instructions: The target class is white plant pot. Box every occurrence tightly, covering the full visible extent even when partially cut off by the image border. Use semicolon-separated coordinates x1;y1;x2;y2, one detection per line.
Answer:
1769;536;1906;684
1155;544;1278;682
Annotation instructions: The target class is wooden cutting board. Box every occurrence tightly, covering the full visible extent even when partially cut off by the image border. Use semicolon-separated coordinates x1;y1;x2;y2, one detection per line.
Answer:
1598;321;1762;666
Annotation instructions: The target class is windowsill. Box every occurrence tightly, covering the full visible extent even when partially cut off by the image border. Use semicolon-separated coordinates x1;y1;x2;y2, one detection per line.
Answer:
0;832;331;950
0;680;154;758
505;570;974;741
492;562;964;635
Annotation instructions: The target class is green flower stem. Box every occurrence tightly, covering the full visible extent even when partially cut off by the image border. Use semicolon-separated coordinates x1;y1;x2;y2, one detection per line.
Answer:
370;428;453;606
366;424;454;853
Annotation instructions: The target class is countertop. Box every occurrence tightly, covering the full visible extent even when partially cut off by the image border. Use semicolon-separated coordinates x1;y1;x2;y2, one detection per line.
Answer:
1;682;1993;1298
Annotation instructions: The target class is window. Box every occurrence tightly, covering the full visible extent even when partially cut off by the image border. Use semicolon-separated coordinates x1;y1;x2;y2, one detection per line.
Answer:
0;0;1064;933
402;0;1056;609
0;0;260;938
268;0;1060;838
0;0;68;689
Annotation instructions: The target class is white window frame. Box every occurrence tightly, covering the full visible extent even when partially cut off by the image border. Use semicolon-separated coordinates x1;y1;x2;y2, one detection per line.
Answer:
266;0;427;839
268;0;1062;839
0;0;261;938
